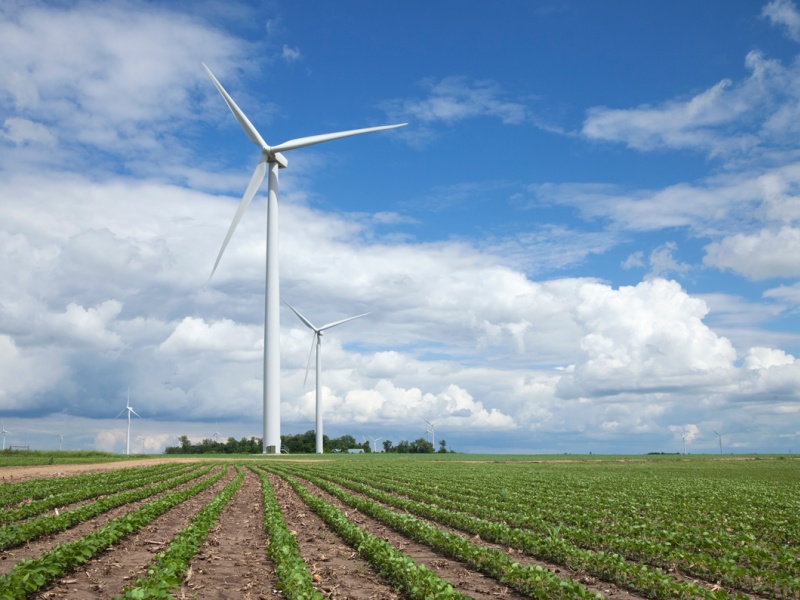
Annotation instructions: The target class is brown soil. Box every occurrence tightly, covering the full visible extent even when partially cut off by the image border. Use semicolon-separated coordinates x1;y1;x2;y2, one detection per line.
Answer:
180;468;279;599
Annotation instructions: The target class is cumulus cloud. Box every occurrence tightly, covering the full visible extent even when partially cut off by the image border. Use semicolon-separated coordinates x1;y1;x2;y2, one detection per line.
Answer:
44;301;124;350
0;1;248;169
159;317;262;361
557;279;737;398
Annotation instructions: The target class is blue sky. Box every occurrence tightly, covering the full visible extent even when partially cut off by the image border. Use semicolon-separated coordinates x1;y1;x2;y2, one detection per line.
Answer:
1;0;799;454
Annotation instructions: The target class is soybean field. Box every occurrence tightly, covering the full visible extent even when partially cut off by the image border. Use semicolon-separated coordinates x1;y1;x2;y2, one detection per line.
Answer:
0;455;797;599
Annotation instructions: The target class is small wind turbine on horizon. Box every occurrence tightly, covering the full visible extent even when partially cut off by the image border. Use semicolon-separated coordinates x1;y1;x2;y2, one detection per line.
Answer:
138;435;145;454
712;430;725;454
202;63;405;454
1;420;9;451
116;388;141;456
370;436;382;453
424;419;440;448
284;300;370;454
681;434;686;455
58;433;64;452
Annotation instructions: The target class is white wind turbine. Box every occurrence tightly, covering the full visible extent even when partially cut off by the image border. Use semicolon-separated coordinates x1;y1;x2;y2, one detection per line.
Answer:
202;64;405;454
370;436;382;453
284;301;370;454
424;419;440;448
712;429;725;454
1;420;9;451
116;388;141;456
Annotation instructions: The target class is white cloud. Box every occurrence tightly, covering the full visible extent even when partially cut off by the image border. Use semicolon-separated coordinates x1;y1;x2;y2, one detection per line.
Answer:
45;301;124;350
159;317;262;361
762;0;800;41
581;50;786;157
282;45;301;62
1;117;57;145
704;226;800;279
556;279;737;398
382;76;528;146
0;335;65;407
645;242;691;280
0;2;248;167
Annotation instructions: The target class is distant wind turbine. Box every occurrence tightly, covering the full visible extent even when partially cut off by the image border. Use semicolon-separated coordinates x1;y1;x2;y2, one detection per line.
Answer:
424;419;440;448
1;420;8;451
370;436;382;453
712;430;725;454
58;433;64;452
284;300;370;454
138;435;145;454
116;388;141;456
202;63;405;454
681;434;686;455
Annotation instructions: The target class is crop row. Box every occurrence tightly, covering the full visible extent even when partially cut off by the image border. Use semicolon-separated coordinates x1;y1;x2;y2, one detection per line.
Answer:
271;464;603;599
261;465;473;600
117;466;245;599
0;464;214;552
0;462;190;508
286;464;748;600
0;463;196;525
251;466;326;599
0;465;228;599
321;466;798;598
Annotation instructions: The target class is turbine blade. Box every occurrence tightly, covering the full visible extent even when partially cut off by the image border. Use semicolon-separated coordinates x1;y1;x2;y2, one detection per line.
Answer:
270;123;406;154
320;312;371;331
131;408;141;418
116;408;126;418
304;332;318;386
209;157;267;280
202;63;269;150
283;300;318;331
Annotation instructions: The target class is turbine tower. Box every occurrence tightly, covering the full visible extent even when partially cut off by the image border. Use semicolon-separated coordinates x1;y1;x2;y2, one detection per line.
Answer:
1;420;8;451
202;64;405;454
284;301;370;454
116;388;141;456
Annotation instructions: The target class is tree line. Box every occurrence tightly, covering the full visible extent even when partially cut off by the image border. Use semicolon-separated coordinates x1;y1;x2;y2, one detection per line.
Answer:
164;431;454;454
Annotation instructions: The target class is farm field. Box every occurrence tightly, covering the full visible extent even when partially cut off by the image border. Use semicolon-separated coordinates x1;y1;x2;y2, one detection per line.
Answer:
0;455;797;599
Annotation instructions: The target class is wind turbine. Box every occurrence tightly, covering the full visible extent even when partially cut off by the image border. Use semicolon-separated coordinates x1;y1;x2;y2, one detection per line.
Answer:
1;420;8;451
424;419;440;448
712;430;725;454
370;436;382;453
202;64;405;454
284;300;370;454
138;435;145;454
58;433;64;452
116;388;141;456
681;434;686;455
